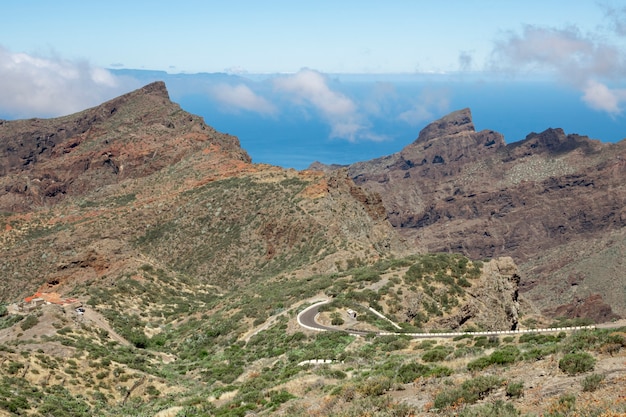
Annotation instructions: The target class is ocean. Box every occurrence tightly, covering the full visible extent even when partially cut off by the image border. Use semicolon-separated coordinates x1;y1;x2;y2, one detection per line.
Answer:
4;69;625;170
176;78;626;170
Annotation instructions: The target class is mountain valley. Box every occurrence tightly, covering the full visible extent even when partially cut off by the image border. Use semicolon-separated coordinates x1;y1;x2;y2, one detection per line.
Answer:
0;83;624;416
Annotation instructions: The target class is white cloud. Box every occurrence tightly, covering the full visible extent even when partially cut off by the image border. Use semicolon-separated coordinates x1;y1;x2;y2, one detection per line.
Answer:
360;82;398;117
398;87;450;126
274;69;356;116
0;46;136;118
603;4;626;37
490;25;626;115
274;69;384;142
209;83;276;115
582;79;626;114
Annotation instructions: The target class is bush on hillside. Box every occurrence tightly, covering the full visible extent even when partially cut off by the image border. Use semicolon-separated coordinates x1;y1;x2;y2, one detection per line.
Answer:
559;352;595;375
581;373;604;392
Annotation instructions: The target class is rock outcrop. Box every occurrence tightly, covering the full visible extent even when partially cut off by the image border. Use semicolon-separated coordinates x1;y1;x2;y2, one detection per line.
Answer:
338;109;626;320
426;257;521;331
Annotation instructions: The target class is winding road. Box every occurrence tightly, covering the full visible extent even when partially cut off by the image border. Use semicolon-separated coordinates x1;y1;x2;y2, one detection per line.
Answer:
296;299;625;339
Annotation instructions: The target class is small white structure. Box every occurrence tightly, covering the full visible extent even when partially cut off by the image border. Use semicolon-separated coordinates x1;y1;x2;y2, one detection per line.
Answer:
347;309;357;319
16;298;47;312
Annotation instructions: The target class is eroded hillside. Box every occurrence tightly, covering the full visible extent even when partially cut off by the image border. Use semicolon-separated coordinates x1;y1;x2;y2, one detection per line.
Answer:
0;84;624;416
338;108;626;320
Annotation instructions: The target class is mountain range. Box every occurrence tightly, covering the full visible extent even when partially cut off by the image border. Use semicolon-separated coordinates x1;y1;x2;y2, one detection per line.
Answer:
0;82;624;416
312;108;626;322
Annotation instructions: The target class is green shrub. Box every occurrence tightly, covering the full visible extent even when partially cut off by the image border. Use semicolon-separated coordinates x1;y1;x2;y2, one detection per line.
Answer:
358;377;392;397
315;367;347;380
267;389;296;410
489;346;520;365
6;361;24;375
95;371;108;380
129;332;149;349
428;366;453;378
506;381;524;398
20;315;38;331
372;335;410;352
352;268;380;283
581;373;604;392
467;356;492;371
433;375;502;409
559;352;595;375
422;347;450;362
396;363;431;383
330;312;344;326
467;346;520;371
522;345;558;361
434;387;464;411
473;335;500;348
519;333;559;345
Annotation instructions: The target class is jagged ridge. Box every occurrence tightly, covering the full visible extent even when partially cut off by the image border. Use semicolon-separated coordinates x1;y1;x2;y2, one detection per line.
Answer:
0;82;250;211
343;109;625;320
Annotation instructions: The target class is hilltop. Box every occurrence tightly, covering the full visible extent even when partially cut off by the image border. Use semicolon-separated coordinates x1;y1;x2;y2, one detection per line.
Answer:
0;81;249;212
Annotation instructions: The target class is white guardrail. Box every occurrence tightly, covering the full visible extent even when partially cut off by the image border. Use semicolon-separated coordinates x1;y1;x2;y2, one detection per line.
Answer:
297;300;597;337
296;300;331;332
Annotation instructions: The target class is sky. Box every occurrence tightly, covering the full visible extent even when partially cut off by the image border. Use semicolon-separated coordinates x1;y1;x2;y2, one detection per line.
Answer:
1;1;621;74
2;1;626;167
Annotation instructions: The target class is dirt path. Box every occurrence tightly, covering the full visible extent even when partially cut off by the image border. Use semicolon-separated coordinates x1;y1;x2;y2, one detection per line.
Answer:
82;308;131;346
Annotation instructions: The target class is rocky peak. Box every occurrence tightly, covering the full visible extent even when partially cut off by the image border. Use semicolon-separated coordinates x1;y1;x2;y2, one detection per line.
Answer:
0;82;250;211
347;108;626;321
416;108;475;143
397;108;504;172
307;161;347;173
135;80;170;99
501;128;601;163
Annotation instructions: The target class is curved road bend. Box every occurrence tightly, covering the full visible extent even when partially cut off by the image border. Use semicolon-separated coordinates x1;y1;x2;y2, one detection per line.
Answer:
297;300;371;336
297;300;334;332
296;299;624;339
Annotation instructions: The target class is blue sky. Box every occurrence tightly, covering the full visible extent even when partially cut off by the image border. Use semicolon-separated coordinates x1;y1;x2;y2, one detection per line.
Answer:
1;0;626;166
0;1;618;74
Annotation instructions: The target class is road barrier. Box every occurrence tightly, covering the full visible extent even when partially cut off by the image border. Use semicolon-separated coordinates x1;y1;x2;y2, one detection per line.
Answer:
297;299;597;338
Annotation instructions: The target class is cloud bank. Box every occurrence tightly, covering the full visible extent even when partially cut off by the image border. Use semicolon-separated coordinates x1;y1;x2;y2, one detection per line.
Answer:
491;25;626;114
209;83;277;115
0;46;135;118
604;4;626;37
398;87;450;126
274;69;384;142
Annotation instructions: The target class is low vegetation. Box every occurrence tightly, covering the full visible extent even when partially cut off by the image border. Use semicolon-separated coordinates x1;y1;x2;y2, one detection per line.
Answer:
2;81;625;417
0;253;623;416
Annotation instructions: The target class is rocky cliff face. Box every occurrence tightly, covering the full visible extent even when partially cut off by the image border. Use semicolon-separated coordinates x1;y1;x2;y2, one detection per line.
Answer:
340;109;626;320
453;257;521;331
0;82;250;211
0;83;407;303
348;109;505;231
381;255;523;332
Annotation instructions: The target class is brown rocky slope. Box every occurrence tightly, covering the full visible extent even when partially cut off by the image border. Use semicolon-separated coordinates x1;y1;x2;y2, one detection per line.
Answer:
332;108;626;320
2;84;623;417
0;81;250;212
0;82;408;303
